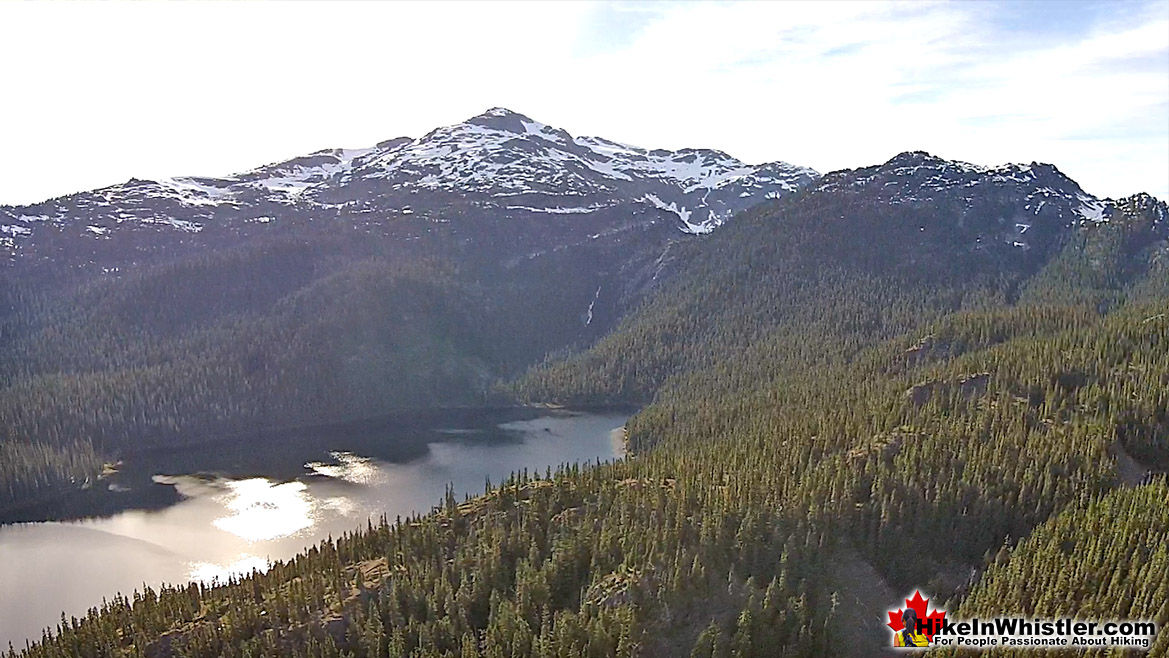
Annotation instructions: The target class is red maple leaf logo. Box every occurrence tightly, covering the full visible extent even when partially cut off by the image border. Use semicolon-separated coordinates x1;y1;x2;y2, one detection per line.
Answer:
887;591;947;641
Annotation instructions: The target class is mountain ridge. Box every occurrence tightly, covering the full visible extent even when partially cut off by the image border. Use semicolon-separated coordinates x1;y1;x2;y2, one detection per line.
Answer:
0;108;820;268
4;119;1162;274
3;107;1163;281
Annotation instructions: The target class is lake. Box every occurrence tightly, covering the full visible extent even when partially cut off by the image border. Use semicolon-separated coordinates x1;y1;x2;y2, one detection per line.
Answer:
0;408;628;650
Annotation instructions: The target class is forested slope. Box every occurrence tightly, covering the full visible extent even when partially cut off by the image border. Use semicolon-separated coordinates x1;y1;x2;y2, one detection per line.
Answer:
951;481;1169;657
0;221;669;514
7;156;1168;656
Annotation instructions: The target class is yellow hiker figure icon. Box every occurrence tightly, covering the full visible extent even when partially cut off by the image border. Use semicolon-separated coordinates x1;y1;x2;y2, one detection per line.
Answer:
895;608;930;647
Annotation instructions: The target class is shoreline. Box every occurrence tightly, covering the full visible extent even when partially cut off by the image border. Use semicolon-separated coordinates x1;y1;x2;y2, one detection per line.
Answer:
117;402;637;459
0;403;639;526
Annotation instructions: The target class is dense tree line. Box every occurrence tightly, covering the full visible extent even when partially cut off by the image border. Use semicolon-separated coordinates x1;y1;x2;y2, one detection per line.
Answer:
4;182;1167;656
948;480;1169;657
0;231;614;510
0;439;101;510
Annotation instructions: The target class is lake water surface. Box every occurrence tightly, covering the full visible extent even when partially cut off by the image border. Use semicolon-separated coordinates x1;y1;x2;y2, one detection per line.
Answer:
0;409;628;650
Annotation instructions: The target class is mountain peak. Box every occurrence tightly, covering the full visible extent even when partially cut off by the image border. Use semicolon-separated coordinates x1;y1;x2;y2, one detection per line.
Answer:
878;152;1074;187
885;150;944;167
466;107;538;133
481;107;523;118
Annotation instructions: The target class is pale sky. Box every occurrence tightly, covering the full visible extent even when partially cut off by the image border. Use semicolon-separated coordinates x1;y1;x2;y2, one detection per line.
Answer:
1;0;1167;205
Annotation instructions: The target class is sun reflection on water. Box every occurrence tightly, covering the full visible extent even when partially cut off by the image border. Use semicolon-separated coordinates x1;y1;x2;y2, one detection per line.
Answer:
305;451;382;484
212;478;315;542
188;554;271;584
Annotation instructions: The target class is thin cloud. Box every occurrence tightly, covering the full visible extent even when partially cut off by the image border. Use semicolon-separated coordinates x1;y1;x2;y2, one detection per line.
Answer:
0;0;1165;204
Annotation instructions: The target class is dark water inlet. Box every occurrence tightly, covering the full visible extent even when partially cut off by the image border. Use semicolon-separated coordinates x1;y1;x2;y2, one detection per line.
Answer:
0;409;629;650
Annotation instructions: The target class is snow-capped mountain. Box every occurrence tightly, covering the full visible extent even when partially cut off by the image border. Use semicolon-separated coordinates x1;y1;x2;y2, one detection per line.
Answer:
3;113;1162;288
316;108;817;234
814;151;1167;255
0;108;816;267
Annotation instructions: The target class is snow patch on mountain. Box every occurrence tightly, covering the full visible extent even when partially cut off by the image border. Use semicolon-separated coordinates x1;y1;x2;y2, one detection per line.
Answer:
157;178;237;207
642;193;713;234
585;284;601;326
242;147;378;196
521;119;567;145
505;204;613;214
141;217;203;233
1076;195;1108;224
